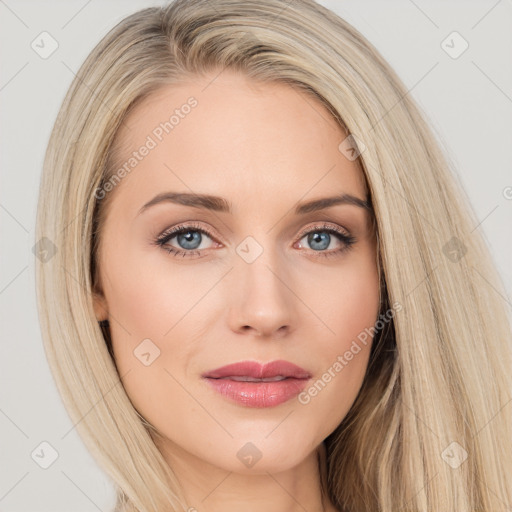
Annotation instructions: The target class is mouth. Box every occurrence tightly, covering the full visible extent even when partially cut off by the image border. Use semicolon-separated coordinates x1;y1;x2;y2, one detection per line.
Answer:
213;375;289;382
202;360;311;408
202;359;311;380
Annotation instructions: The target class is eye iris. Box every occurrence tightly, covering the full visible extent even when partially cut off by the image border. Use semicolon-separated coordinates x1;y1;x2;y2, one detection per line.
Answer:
177;231;201;250
308;232;330;251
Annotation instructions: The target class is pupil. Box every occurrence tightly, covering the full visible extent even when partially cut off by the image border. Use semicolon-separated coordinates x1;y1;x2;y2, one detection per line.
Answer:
308;232;330;251
178;231;201;250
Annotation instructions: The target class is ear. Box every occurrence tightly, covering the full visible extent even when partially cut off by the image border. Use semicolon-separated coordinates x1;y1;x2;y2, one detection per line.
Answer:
92;290;109;322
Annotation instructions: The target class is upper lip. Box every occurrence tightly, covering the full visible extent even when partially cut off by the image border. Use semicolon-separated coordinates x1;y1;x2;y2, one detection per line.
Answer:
202;360;311;379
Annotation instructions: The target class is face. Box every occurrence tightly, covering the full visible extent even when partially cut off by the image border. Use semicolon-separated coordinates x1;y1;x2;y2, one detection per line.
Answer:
93;70;379;476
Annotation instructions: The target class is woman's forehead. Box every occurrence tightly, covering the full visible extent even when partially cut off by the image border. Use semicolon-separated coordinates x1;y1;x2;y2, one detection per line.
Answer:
108;71;366;205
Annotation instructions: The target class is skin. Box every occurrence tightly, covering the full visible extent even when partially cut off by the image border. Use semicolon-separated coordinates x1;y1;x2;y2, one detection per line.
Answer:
93;69;379;512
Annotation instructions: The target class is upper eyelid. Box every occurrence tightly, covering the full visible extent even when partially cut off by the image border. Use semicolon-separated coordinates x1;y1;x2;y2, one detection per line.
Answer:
157;222;216;241
157;221;352;245
296;222;351;238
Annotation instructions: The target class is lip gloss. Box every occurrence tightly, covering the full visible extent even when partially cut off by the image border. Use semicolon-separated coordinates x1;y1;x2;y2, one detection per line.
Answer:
203;377;309;407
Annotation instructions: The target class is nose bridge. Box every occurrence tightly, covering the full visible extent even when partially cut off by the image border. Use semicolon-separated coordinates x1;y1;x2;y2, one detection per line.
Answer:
227;234;296;336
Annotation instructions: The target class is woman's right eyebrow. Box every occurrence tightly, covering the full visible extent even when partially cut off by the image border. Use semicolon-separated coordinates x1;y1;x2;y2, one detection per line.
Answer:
137;191;371;217
138;191;230;215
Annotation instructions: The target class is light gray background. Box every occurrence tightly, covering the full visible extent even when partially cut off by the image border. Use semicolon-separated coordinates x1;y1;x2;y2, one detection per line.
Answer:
1;1;511;511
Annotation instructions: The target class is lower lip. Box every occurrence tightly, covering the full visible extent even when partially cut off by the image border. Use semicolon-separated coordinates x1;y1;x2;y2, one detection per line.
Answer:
203;377;309;408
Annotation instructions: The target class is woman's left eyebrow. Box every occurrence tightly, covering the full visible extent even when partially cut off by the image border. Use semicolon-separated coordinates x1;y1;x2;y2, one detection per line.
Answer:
295;194;371;214
137;191;371;216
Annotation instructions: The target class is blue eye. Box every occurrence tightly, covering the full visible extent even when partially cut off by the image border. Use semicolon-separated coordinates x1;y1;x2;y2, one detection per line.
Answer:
154;222;215;258
295;224;356;258
174;230;203;250
154;222;356;259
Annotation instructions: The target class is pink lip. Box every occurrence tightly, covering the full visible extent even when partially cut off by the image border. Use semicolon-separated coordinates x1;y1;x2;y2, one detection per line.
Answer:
202;360;311;408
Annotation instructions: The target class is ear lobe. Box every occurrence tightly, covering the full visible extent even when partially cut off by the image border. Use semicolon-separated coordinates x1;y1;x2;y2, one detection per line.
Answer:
92;291;109;322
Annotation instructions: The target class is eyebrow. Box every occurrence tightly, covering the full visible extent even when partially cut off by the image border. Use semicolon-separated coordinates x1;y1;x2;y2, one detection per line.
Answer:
137;191;372;216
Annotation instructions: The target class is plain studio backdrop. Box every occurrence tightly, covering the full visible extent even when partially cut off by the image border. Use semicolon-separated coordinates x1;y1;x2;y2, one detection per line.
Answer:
1;1;511;510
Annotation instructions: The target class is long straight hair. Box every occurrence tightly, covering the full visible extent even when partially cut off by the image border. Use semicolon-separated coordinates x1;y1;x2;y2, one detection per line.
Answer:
35;0;512;510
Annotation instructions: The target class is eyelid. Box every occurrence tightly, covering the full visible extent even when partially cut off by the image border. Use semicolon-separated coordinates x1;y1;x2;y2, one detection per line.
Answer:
156;221;350;246
156;221;223;245
295;221;351;240
154;220;356;258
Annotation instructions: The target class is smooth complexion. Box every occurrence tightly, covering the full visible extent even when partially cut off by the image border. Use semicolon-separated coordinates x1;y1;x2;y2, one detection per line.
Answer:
93;70;379;512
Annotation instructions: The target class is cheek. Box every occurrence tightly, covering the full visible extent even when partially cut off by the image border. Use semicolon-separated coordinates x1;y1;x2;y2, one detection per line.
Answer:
295;251;379;431
311;246;380;346
101;249;223;397
102;260;202;428
102;249;210;340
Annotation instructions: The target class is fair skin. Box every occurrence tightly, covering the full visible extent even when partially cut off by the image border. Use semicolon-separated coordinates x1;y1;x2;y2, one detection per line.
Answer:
93;69;379;512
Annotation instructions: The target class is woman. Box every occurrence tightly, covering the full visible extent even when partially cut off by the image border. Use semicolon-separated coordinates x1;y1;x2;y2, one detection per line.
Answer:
35;0;512;510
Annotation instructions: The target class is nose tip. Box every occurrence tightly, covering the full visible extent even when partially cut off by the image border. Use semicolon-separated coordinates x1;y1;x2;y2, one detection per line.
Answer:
227;257;296;338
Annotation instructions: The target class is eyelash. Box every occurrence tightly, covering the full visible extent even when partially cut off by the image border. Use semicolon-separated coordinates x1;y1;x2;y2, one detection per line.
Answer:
153;221;356;259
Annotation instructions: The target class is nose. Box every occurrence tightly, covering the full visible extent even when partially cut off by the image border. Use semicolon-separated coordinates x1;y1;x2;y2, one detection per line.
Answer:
226;248;297;338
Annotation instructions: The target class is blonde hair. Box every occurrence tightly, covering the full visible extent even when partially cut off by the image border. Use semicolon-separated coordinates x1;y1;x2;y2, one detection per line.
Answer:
35;0;512;510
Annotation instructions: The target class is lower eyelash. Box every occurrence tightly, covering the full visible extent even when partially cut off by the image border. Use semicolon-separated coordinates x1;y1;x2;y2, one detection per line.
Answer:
154;223;356;259
154;222;210;258
161;246;201;257
303;228;356;259
312;231;356;258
